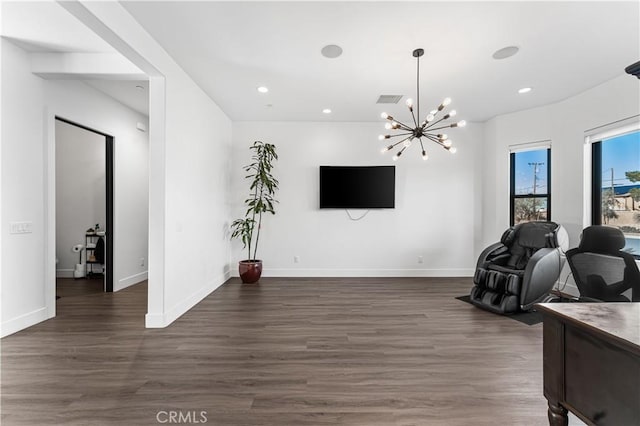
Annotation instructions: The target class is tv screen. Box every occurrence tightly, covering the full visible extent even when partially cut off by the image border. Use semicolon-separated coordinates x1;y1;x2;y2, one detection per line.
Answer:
319;166;395;209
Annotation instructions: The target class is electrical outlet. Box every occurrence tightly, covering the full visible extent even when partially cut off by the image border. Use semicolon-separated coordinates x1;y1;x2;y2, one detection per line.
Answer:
140;257;145;266
418;255;424;264
294;256;300;263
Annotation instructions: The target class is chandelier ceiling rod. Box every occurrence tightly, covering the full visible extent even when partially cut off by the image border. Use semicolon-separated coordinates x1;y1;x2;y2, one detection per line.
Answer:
415;48;422;128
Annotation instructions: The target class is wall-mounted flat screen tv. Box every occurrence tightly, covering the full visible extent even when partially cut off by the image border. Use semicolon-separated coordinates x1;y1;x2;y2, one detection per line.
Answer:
319;166;395;209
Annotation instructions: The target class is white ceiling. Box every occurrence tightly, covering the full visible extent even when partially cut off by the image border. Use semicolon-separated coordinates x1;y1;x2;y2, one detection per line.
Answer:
1;1;149;115
2;2;639;123
2;1;114;53
121;1;640;123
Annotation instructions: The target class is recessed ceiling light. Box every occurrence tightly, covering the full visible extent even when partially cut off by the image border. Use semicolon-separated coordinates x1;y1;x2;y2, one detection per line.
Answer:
321;44;343;59
518;87;532;94
492;46;519;60
322;108;332;114
257;86;269;93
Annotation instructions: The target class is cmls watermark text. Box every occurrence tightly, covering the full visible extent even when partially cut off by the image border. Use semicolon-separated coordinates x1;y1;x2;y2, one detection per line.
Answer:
156;411;208;424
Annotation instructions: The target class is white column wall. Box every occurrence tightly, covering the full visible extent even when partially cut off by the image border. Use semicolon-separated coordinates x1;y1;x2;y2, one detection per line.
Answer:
60;1;233;327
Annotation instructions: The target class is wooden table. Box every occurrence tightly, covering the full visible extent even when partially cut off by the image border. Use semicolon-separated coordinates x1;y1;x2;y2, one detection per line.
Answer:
536;303;640;426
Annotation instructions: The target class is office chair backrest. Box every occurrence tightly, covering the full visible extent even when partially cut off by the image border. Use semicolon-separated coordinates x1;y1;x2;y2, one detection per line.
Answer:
566;226;638;302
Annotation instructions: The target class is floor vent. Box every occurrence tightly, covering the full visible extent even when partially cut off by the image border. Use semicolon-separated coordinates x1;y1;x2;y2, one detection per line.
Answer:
376;95;403;104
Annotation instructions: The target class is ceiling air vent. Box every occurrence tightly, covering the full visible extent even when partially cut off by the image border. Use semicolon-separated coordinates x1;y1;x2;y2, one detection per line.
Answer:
376;95;403;104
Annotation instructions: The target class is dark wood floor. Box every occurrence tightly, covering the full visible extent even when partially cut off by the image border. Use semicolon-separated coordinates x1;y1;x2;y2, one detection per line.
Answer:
56;277;104;299
1;277;550;425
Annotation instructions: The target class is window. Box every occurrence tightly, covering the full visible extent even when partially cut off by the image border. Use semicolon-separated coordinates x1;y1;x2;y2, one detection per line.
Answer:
510;148;551;225
591;129;640;257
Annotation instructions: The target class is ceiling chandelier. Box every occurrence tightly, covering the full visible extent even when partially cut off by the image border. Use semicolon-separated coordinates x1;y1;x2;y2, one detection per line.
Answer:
380;48;466;161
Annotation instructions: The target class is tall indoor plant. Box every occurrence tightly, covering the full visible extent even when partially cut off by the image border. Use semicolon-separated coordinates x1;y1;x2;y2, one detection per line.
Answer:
231;140;279;283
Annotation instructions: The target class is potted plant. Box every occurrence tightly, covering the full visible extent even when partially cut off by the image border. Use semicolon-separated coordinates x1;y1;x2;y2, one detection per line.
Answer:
231;140;279;283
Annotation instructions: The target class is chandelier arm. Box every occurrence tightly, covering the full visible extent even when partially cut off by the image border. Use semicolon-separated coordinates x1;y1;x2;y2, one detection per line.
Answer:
424;132;445;139
393;137;412;148
423;116;449;130
387;132;413;138
409;107;419;129
391;119;415;131
419;138;426;151
425;135;446;148
425;124;456;132
424;134;440;143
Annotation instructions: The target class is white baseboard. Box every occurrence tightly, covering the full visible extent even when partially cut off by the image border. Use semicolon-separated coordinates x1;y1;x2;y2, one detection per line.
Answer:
115;271;148;292
258;268;475;278
1;307;51;338
56;269;74;278
145;270;231;328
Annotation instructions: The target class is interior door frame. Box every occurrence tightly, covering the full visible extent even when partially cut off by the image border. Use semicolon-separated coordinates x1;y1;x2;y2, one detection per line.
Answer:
54;117;114;293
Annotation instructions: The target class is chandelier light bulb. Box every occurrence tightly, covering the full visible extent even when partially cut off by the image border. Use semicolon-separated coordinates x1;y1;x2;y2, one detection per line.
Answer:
430;110;438;115
458;120;467;127
443;97;452;106
450;147;458;154
392;154;399;161
381;112;389;119
422;150;428;160
385;123;392;130
439;134;448;140
426;114;435;122
443;140;452;148
392;122;400;129
406;98;414;110
403;138;413;147
449;110;457;117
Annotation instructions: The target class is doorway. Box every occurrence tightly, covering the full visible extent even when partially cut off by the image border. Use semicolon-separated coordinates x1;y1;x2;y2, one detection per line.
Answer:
55;117;114;294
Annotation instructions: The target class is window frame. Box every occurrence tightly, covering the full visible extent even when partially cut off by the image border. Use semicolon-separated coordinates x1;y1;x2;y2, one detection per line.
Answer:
509;148;552;226
590;128;640;259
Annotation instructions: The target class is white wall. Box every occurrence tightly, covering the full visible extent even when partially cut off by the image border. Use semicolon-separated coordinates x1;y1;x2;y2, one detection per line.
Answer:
55;120;106;277
1;36;151;336
160;79;233;324
231;121;483;277
1;39;47;336
482;74;640;293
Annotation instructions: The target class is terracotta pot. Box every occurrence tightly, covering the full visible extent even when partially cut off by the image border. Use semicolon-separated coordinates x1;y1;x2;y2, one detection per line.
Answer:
239;260;262;284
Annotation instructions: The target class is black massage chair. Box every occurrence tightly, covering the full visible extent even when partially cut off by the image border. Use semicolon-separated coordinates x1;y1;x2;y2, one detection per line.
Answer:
470;221;569;314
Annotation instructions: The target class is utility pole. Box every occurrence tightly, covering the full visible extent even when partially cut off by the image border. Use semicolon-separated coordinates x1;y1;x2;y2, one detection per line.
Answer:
605;167;615;224
610;167;614;194
529;162;544;220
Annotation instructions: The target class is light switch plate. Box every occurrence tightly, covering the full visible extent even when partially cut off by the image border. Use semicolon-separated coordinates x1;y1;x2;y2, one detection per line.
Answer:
10;221;33;234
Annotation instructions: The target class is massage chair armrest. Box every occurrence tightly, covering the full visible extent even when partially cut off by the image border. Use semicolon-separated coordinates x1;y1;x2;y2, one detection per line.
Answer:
476;242;509;270
521;248;562;310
